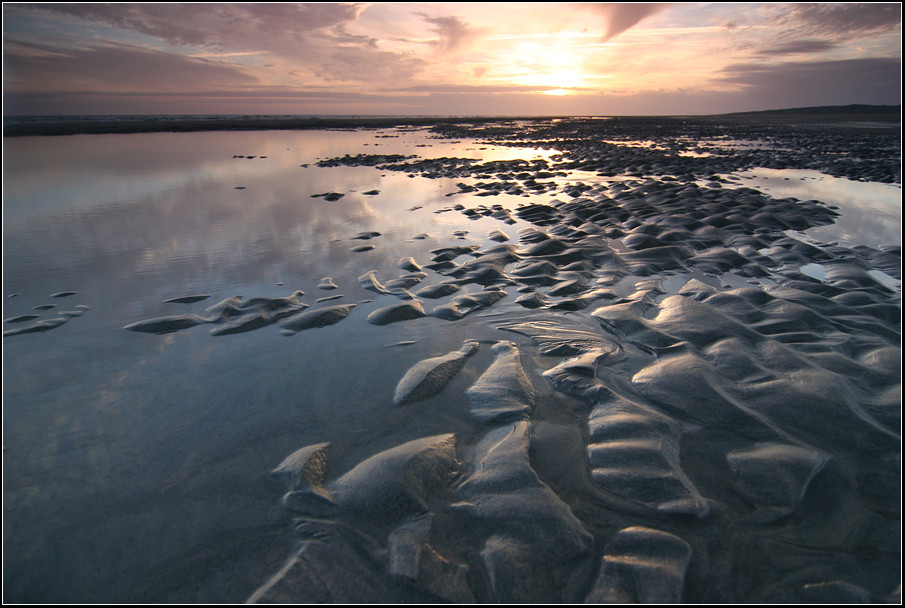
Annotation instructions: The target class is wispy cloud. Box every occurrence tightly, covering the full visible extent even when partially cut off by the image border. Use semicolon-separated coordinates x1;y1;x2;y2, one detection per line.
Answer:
386;83;586;94
756;39;840;55
310;44;425;83
768;3;901;38
6;3;425;90
24;3;367;50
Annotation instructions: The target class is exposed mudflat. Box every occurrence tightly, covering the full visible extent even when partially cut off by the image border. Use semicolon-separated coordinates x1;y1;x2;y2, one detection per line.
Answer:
3;117;900;603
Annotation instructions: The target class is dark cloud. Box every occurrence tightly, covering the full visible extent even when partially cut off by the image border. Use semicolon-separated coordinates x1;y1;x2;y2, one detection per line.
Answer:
24;3;366;50
4;40;260;92
757;39;840;55
419;14;477;55
2;88;406;116
755;4;900;60
8;4;424;89
581;3;671;42
328;25;379;49
8;88;381;102
769;3;901;38
717;57;902;108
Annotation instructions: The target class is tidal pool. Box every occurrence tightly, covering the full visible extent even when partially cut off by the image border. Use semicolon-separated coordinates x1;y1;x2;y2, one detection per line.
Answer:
731;167;902;248
3;127;561;603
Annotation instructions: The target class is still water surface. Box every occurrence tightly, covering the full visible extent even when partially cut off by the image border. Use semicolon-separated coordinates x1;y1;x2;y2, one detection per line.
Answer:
3;128;561;603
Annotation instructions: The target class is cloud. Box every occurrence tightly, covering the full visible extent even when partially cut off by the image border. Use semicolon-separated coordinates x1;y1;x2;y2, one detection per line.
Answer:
387;83;583;94
756;39;840;55
24;3;367;50
311;44;425;83
327;25;379;49
7;4;425;89
581;3;671;42
769;3;901;38
2;85;421;116
4;40;260;92
419;14;478;55
716;57;902;107
4;3;901;117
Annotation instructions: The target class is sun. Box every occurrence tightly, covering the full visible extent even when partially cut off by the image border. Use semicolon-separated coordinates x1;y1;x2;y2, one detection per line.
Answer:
509;43;587;95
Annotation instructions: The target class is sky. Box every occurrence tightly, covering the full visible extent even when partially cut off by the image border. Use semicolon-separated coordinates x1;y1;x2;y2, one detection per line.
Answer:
2;2;901;116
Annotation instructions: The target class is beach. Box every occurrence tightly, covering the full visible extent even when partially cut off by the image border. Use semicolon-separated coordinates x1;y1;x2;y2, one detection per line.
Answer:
2;115;901;603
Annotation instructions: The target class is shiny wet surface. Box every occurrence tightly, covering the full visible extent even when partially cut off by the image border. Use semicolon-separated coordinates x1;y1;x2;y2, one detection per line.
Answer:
3;123;900;603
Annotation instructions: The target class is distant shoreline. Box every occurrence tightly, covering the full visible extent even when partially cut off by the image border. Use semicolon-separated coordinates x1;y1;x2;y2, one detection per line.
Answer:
698;112;901;126
3;109;899;137
1;115;554;137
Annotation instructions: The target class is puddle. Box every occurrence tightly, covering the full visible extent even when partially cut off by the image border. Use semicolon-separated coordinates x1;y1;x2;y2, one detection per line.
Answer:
867;269;901;291
726;168;901;248
800;263;828;281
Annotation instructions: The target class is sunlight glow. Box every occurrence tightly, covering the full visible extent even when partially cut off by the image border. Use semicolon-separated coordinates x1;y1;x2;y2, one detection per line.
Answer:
503;40;590;93
521;69;584;89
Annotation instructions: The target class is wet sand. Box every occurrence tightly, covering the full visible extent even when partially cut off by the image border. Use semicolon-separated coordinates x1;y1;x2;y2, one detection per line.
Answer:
3;116;900;603
249;118;899;604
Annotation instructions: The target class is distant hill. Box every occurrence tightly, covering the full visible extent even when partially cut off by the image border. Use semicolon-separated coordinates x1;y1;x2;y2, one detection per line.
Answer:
722;104;900;117
704;104;900;125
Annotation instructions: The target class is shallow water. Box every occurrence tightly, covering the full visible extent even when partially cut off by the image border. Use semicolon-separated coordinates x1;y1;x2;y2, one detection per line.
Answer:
730;167;902;248
3;124;901;603
2;128;562;602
